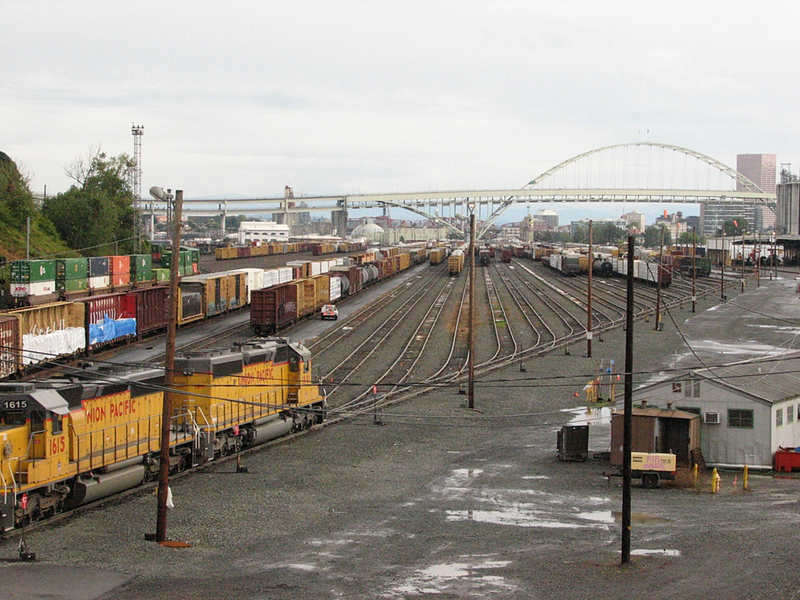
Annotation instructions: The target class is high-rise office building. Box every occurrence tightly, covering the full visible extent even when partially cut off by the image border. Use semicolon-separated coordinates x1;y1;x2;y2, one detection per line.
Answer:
701;154;777;236
737;154;777;229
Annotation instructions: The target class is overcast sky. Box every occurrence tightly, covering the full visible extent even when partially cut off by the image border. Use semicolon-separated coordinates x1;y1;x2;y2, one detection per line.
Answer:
3;1;798;223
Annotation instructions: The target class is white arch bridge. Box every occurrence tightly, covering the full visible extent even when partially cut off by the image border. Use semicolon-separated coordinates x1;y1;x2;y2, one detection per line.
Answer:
145;142;775;238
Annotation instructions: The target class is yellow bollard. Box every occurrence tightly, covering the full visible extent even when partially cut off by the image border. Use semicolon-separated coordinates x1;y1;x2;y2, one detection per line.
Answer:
711;468;721;493
693;463;699;489
743;465;749;491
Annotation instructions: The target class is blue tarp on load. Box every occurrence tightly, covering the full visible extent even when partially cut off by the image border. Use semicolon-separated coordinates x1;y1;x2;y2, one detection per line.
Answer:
88;316;137;345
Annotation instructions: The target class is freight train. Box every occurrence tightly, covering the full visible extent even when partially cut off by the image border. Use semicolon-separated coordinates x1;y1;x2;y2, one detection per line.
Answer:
214;240;369;261
0;247;430;380
610;257;672;286
545;252;614;277
0;337;325;532
250;246;429;334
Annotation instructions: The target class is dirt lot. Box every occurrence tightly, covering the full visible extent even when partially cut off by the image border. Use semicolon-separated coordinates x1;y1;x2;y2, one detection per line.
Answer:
4;279;800;600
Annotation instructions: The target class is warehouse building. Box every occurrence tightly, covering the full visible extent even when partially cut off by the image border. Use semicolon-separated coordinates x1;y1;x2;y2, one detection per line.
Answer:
237;221;291;245
632;353;800;468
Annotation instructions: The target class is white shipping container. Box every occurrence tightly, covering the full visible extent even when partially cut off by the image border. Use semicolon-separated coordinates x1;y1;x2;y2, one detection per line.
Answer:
88;276;110;290
310;262;322;276
11;280;56;297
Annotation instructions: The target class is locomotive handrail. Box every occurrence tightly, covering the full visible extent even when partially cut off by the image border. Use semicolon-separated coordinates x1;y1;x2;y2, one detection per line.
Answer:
1;462;16;503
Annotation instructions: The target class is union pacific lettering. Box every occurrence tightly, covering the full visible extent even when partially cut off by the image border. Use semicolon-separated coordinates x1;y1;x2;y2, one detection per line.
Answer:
84;394;137;425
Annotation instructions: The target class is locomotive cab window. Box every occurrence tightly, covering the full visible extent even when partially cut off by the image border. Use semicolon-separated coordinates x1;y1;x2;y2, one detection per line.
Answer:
289;355;299;372
51;415;62;434
31;410;45;433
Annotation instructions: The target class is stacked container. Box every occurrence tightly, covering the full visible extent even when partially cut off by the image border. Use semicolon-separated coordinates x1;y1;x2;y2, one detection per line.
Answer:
130;254;152;283
56;258;89;293
108;255;131;287
10;260;57;298
88;256;110;290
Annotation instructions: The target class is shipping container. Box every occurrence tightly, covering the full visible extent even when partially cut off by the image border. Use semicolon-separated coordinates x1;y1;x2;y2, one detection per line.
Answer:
88;276;110;290
88;257;109;277
11;259;57;283
56;258;89;280
11;281;56;298
108;255;131;275
60;278;88;293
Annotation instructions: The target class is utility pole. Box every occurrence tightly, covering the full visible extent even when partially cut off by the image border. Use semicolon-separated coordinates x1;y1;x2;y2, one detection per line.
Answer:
720;227;725;301
156;189;182;544
654;226;664;331
621;235;635;565
467;210;476;410
756;229;761;287
691;226;697;313
740;230;745;292
587;220;593;358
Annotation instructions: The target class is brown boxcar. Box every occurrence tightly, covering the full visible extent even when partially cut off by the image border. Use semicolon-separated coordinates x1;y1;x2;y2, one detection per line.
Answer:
250;282;300;335
125;285;169;335
0;316;21;378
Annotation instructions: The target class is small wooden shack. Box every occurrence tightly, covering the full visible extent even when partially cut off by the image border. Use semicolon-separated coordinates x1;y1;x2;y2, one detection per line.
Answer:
610;403;701;468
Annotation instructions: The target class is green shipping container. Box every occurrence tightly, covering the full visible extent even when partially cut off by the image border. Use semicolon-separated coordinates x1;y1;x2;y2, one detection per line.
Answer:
134;269;153;282
59;278;88;292
153;268;171;282
11;260;57;283
130;254;152;272
56;258;89;280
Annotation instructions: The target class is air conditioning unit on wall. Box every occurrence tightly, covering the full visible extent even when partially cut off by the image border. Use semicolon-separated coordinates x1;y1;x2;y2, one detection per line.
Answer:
704;412;721;424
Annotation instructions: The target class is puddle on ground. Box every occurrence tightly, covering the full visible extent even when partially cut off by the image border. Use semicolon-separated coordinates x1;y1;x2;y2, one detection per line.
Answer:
448;508;600;529
385;557;517;598
577;510;670;524
565;406;613;426
630;549;681;557
521;475;549;480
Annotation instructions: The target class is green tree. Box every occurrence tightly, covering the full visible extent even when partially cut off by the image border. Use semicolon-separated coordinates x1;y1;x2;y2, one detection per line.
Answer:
644;225;672;248
716;219;749;237
594;222;627;245
0;151;37;227
43;150;137;255
678;230;705;245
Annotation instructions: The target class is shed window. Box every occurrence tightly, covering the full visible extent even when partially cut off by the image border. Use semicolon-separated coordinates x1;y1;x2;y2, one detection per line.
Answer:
682;407;701;415
672;382;682;393
728;409;753;429
684;380;700;398
789;406;795;424
776;409;784;427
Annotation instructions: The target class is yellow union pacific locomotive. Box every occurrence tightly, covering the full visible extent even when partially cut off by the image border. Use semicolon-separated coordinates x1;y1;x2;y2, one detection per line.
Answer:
0;337;325;531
